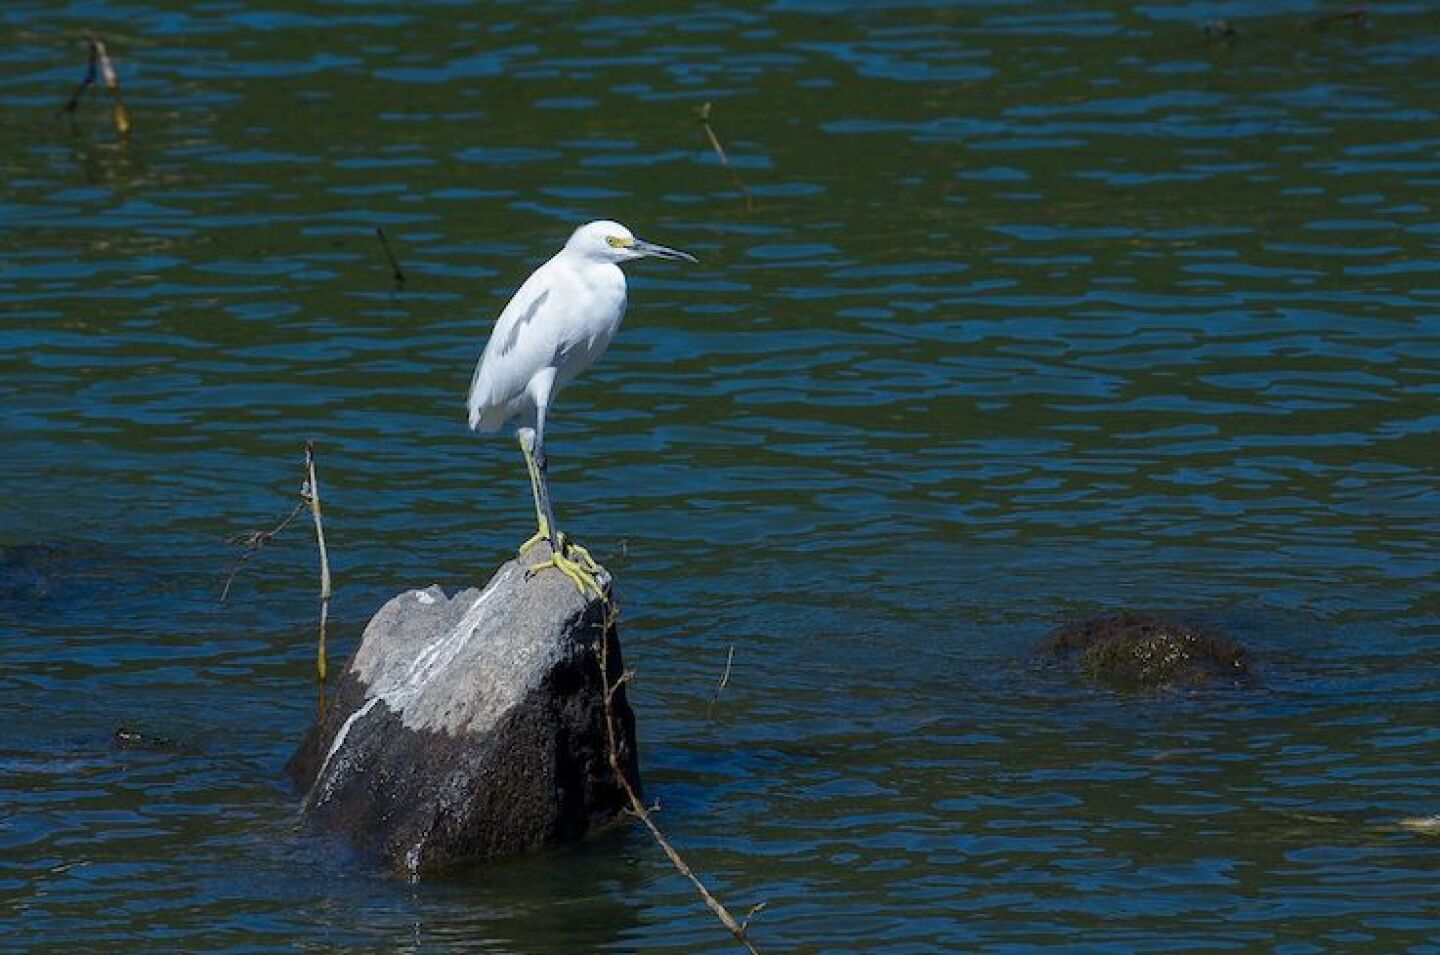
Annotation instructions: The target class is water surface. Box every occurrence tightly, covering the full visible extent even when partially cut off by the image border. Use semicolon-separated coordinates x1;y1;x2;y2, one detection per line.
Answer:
3;2;1439;951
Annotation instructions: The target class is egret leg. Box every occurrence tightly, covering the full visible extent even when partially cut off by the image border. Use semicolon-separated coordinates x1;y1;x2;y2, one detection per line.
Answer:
516;429;549;555
523;409;605;597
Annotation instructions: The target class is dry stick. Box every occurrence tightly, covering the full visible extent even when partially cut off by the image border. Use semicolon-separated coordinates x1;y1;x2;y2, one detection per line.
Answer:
595;618;763;954
303;441;332;689
217;445;333;716
697;102;754;213
59;35;132;137
698;103;730;163
706;644;736;718
375;226;406;285
219;499;307;604
716;644;735;696
58;40;98;117
91;36;132;137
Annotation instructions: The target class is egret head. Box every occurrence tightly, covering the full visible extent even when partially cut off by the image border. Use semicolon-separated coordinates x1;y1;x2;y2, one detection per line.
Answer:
565;220;698;265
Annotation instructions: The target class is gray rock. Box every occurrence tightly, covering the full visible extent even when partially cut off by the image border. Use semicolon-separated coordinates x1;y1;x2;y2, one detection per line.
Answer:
285;545;640;876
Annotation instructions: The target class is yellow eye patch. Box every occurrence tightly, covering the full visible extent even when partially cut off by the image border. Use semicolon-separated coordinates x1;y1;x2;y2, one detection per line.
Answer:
606;235;634;248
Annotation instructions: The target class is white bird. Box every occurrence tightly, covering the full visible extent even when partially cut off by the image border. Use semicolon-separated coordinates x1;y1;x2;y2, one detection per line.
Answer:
467;219;697;594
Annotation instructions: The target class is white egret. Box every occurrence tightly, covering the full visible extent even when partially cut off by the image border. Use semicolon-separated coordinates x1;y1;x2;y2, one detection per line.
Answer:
467;220;697;595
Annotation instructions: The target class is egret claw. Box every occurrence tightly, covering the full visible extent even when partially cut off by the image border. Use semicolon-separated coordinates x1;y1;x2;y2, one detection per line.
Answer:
527;545;605;599
565;540;602;574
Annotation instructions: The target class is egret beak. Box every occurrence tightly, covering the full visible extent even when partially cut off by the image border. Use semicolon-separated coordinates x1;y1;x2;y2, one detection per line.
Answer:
633;238;697;263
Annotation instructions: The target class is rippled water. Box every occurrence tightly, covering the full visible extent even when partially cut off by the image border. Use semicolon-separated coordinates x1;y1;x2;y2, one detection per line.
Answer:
4;1;1440;951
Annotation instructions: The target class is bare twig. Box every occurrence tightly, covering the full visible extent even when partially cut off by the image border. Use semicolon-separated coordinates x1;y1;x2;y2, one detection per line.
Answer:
595;614;763;953
303;441;332;688
607;669;634;700
375;226;406;285
92;36;132;137
697;102;754;213
220;443;335;715
58;41;98;117
698;102;732;166
219;499;307;604
716;644;735;696
707;644;736;717
60;34;130;136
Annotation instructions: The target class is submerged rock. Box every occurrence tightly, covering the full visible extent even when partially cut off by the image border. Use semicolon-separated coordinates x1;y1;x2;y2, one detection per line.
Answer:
112;727;188;753
0;543;81;601
286;545;639;876
1042;611;1251;689
1;541;132;606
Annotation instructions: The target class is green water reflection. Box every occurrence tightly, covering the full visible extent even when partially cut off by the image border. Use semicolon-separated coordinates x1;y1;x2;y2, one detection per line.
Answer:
3;2;1439;951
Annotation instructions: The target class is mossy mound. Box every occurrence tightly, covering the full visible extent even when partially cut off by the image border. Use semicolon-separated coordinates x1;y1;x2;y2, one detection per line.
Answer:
1042;612;1251;690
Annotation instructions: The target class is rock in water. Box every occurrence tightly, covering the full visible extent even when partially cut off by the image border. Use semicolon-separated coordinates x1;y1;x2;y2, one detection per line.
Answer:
1042;611;1251;690
285;546;640;876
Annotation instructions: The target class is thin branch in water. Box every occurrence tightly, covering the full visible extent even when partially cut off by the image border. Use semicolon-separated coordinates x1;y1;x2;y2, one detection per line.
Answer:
607;669;634;700
697;102;754;213
219;499;307;604
59;34;131;136
90;36;132;137
594;615;764;954
303;441;333;690
219;443;335;715
375;226;407;285
716;644;735;696
58;40;98;117
707;644;736;717
697;102;732;165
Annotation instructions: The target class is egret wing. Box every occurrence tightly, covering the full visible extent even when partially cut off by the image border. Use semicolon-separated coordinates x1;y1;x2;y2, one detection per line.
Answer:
467;263;563;431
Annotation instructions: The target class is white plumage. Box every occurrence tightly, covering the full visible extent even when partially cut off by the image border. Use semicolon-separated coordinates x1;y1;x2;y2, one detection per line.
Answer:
465;219;696;590
468;225;627;433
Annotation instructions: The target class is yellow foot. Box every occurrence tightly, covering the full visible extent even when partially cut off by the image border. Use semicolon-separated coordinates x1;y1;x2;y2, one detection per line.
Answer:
528;543;606;599
565;539;602;574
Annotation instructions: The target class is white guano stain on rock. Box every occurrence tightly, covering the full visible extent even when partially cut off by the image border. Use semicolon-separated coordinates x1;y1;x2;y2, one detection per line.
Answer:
306;696;381;809
345;559;603;738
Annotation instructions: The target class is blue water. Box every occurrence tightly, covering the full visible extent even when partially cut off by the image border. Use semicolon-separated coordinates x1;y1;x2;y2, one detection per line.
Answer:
3;2;1440;951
